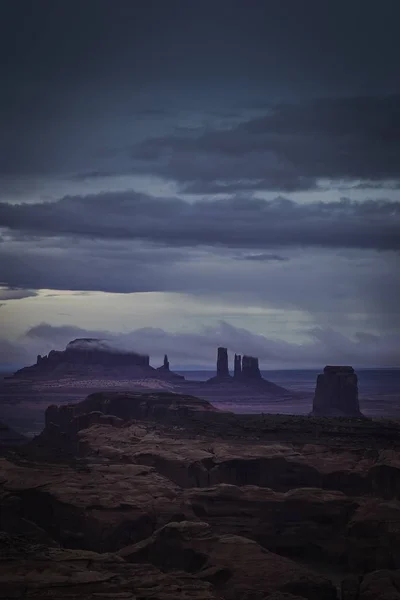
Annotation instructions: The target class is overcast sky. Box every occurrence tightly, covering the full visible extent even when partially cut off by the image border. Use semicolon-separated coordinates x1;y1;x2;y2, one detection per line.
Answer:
0;0;399;368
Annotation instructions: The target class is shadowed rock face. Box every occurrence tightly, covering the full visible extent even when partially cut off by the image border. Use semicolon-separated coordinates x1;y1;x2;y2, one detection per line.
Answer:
119;521;337;600
0;421;27;447
233;354;242;378
163;355;170;370
311;366;363;417
43;391;220;443
216;348;230;378
241;356;262;380
13;338;151;378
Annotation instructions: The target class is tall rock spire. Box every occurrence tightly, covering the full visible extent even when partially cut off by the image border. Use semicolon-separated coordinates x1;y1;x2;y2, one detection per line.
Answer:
216;347;229;378
234;354;242;378
163;354;170;370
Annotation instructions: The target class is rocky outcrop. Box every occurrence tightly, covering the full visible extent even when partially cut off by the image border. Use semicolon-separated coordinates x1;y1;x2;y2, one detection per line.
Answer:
341;570;400;600
75;421;400;500
216;347;230;378
119;520;338;600
163;354;169;370
0;533;218;600
42;392;219;444
345;498;400;572
207;348;291;395
233;354;242;378
3;400;400;597
241;355;262;380
185;484;358;563
156;354;185;380
0;420;27;447
0;458;186;552
311;366;363;417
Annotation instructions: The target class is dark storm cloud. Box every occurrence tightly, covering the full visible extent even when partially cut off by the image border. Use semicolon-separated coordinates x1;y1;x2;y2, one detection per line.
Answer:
2;321;399;369
130;96;400;190
1;193;400;251
1;1;399;181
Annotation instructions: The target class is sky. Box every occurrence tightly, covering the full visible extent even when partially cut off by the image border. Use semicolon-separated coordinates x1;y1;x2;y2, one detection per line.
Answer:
0;0;400;369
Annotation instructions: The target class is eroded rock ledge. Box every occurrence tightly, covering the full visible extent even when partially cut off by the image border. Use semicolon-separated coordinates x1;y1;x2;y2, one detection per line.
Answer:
2;390;400;599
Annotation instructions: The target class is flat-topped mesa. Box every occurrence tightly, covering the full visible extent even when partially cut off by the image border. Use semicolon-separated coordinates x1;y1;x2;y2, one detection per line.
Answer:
324;365;354;374
311;365;363;418
13;338;152;378
234;354;242;378
216;347;230;378
63;339;150;367
241;355;262;380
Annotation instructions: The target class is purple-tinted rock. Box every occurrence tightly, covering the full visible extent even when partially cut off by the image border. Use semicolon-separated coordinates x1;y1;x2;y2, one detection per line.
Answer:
216;347;230;378
241;356;262;380
13;338;151;378
234;354;242;378
163;354;170;370
311;365;363;417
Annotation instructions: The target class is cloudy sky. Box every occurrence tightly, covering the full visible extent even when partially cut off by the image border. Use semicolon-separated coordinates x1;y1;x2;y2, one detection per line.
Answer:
1;0;399;369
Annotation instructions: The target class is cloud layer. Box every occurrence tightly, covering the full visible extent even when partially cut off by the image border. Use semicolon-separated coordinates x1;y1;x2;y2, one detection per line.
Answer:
131;96;400;191
1;320;399;369
1;193;400;251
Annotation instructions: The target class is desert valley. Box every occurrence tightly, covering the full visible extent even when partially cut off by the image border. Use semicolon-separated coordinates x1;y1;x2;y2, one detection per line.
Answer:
0;339;400;599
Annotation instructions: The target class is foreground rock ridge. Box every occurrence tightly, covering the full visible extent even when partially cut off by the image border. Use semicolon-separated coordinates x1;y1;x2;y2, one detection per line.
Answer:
2;390;400;599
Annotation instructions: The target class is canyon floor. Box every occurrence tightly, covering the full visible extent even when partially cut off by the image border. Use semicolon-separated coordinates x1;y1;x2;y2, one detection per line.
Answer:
1;390;400;599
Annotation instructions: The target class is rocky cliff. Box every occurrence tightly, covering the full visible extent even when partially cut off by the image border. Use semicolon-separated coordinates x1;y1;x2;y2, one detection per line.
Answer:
311;366;363;417
2;395;400;599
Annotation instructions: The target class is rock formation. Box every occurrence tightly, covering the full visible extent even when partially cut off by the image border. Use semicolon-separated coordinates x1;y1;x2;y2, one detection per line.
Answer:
233;354;242;378
42;391;220;444
0;421;27;448
206;348;291;395
241;355;262;380
311;365;363;417
163;354;169;370
156;354;185;380
11;338;187;382
2;390;400;598
0;535;219;600
216;347;230;378
119;521;337;599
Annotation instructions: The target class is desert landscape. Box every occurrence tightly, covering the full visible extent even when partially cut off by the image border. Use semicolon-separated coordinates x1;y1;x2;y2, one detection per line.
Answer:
0;340;400;599
1;3;400;598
